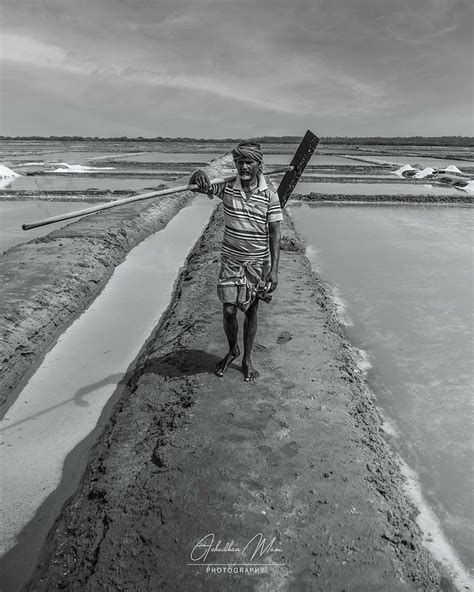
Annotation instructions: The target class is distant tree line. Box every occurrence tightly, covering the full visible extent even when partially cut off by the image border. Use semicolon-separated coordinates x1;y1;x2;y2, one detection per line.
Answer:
1;135;473;146
317;136;474;147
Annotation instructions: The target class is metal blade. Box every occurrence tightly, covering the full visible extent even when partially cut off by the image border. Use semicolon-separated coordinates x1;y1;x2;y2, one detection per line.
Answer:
276;130;320;208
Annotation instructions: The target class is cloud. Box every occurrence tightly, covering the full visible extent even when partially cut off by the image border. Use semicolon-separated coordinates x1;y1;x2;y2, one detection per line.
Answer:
2;34;67;67
381;0;466;43
1;34;95;76
1;0;473;136
1;26;389;119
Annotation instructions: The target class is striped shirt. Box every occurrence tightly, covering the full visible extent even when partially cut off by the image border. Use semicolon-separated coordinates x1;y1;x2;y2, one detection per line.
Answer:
209;173;283;262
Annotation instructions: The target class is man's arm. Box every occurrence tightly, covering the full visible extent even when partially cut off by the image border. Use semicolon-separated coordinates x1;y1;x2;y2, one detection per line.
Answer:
189;169;224;199
189;169;211;193
267;220;281;293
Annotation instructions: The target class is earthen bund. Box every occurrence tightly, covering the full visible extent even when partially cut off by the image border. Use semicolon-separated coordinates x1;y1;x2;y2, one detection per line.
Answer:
0;161;448;590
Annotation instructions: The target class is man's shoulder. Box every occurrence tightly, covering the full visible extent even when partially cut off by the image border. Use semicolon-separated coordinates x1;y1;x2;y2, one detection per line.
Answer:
223;181;239;194
268;187;278;199
266;187;281;204
255;186;276;200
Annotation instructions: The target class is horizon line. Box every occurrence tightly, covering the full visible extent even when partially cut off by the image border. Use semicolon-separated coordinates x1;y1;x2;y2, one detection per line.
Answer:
1;134;473;142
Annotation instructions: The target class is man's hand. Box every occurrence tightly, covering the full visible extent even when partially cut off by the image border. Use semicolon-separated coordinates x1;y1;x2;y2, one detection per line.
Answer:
268;220;281;293
266;269;279;293
189;169;211;193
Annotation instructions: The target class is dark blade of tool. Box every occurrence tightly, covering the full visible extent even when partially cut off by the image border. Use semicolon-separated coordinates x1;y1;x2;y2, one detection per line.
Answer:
277;129;320;208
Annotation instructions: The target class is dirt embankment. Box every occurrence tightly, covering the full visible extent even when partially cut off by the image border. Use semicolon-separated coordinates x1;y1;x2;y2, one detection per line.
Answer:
0;190;149;202
294;192;473;204
29;208;445;591
0;161;225;409
295;176;474;185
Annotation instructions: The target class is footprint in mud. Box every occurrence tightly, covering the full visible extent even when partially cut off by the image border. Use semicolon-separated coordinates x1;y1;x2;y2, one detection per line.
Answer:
267;441;300;464
276;331;294;344
279;441;300;458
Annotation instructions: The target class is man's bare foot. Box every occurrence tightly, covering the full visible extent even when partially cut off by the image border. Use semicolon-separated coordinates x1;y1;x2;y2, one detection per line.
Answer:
216;348;240;377
242;359;260;382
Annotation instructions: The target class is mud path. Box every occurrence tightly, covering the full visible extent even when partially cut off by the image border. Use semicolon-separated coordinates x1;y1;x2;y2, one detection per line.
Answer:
29;209;442;591
294;193;473;204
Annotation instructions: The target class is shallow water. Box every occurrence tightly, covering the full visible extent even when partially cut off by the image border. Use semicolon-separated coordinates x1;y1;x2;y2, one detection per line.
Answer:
0;196;216;566
94;168;190;175
295;181;460;196
290;204;474;581
0;201;104;253
8;151;130;165
300;173;393;180
262;154;366;166
1;175;168;192
116;152;223;163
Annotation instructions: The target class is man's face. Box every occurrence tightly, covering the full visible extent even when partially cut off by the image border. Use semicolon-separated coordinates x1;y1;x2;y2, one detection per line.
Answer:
235;158;260;183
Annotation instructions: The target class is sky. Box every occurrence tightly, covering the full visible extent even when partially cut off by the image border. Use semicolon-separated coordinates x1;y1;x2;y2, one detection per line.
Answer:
1;0;473;138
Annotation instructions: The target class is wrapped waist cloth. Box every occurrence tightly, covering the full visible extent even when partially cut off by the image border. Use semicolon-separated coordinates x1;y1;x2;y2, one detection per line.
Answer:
217;257;271;311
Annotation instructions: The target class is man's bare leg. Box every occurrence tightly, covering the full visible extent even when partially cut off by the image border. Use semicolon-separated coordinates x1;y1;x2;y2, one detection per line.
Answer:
216;304;240;376
242;298;259;381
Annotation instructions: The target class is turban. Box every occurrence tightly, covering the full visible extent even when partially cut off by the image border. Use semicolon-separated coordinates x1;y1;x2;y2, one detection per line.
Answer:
231;142;263;164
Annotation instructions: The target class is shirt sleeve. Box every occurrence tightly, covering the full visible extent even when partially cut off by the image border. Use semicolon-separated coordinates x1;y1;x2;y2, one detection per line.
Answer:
207;182;227;200
267;190;283;222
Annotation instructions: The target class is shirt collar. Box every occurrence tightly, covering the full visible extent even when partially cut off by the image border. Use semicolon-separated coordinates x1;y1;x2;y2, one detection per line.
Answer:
233;172;268;196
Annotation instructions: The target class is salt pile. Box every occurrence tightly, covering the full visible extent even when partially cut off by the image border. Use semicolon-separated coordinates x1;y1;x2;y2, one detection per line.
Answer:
414;167;436;179
392;163;472;189
393;163;468;178
392;164;417;177
454;181;474;194
0;164;21;179
444;165;462;174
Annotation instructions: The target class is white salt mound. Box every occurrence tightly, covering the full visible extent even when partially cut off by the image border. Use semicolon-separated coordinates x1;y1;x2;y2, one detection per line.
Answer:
393;163;468;181
444;165;462;174
0;164;21;179
392;164;417;177
414;167;435;179
454;181;474;194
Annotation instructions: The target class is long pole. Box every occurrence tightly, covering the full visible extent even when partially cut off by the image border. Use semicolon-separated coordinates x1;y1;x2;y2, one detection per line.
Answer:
22;166;293;231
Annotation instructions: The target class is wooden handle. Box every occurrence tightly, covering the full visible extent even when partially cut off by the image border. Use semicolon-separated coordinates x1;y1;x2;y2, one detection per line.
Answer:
22;166;292;231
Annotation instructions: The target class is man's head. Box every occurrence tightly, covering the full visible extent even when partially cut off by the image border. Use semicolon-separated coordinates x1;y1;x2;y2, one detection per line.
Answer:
232;141;263;184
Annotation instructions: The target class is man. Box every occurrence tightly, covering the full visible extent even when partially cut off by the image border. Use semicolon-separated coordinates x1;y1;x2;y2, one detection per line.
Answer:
190;141;282;382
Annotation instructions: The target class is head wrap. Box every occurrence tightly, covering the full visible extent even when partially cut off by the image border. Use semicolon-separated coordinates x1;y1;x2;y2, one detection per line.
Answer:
232;141;263;165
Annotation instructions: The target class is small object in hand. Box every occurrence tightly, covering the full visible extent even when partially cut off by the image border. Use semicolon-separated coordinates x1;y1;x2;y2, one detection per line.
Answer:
256;282;272;303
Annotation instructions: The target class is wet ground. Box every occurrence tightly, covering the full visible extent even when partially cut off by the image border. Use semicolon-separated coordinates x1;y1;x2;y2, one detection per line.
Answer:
24;210;442;592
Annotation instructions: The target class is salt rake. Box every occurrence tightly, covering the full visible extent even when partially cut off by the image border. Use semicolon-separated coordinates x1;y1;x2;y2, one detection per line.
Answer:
22;130;319;231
